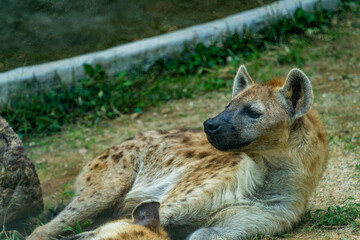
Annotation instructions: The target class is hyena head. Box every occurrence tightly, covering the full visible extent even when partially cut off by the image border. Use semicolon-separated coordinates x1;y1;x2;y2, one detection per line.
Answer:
204;65;313;152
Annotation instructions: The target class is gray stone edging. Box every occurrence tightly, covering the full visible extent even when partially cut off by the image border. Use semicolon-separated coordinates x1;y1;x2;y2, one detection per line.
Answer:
0;0;340;103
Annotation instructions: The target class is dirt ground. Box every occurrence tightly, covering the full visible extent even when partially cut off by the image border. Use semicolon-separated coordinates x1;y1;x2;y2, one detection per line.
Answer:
24;10;359;240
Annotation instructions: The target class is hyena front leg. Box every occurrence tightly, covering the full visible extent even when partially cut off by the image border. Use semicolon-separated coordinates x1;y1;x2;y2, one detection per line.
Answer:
27;147;138;240
186;204;299;240
28;194;108;240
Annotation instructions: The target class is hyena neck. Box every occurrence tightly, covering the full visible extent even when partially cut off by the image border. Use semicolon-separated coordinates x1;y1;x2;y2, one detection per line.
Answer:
243;154;304;206
247;149;293;165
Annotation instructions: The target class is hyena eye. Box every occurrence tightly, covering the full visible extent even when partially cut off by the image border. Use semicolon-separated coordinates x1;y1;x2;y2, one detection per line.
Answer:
246;108;262;119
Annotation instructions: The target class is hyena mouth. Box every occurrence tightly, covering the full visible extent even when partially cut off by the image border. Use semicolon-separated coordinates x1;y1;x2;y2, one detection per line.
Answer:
206;134;252;151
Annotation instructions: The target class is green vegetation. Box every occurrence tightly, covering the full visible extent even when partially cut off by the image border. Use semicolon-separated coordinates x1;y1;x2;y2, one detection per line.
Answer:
61;219;93;235
251;232;292;240
60;182;75;201
0;3;338;139
302;198;360;229
249;199;360;239
0;228;22;240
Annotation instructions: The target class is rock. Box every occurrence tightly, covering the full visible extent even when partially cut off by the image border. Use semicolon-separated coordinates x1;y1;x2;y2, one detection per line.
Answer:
0;116;43;225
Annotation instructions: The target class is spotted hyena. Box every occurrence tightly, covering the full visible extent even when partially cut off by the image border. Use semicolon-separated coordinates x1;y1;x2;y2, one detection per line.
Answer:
28;65;327;240
60;201;170;240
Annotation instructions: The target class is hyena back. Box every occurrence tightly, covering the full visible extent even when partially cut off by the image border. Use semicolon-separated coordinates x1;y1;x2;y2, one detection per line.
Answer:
28;65;327;240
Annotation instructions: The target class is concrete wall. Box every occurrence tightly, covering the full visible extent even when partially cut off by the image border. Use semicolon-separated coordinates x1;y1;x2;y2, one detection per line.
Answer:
0;0;340;103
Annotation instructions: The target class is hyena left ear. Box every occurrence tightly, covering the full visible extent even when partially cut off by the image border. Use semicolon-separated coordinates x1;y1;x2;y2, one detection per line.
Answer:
278;68;313;119
232;65;255;98
132;200;161;233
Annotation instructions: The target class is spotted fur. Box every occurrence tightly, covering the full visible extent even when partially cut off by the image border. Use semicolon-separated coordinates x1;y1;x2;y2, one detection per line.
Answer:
28;65;327;240
60;201;170;240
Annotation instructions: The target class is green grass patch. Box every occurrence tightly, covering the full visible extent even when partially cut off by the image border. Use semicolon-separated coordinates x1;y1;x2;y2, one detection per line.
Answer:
1;2;355;139
61;219;93;236
302;198;360;229
250;199;360;239
0;227;23;240
356;164;360;171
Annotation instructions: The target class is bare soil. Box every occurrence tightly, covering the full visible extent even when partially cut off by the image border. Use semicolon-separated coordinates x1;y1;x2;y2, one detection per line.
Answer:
24;10;360;240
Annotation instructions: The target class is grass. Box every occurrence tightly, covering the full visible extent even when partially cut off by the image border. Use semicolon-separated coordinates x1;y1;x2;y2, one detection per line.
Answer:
248;198;360;239
302;198;360;229
356;164;360;171
61;219;93;236
0;4;337;139
248;200;360;240
0;228;23;240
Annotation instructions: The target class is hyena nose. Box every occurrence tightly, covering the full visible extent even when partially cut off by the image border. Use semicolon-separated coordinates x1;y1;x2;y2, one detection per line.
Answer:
204;119;222;134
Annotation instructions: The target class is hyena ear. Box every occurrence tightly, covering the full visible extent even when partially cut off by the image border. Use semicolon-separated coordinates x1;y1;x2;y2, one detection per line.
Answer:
278;68;313;119
132;200;161;233
232;65;255;98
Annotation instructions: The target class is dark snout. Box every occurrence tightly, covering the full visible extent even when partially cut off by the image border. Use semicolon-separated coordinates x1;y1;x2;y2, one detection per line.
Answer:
204;110;252;151
203;111;238;151
203;118;222;134
204;110;234;136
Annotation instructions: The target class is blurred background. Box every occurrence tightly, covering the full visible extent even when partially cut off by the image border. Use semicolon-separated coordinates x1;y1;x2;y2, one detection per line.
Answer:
0;0;274;72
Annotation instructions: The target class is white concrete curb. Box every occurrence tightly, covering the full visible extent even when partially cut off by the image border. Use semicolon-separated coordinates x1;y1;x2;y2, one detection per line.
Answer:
0;0;340;103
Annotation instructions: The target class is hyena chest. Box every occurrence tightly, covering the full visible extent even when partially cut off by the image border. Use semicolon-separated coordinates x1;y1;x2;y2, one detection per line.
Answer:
133;162;250;226
121;135;251;222
124;165;187;203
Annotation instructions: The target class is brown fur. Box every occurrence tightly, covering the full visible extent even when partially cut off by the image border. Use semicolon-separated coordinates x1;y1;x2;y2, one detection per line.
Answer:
61;219;169;240
28;66;327;240
61;201;170;240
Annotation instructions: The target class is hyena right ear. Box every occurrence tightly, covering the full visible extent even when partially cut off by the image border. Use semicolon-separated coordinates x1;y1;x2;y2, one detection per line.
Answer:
132;200;161;233
232;65;255;98
278;68;313;119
